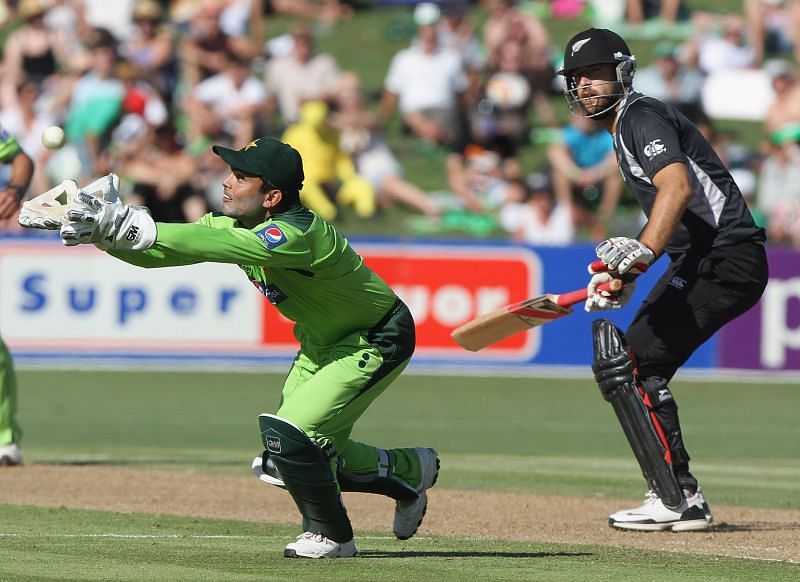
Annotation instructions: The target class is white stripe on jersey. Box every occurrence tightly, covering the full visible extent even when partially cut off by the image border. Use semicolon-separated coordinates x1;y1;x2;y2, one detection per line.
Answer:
617;126;726;229
617;137;651;184
686;157;726;227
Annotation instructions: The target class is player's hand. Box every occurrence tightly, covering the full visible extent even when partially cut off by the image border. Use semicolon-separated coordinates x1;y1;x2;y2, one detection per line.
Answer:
584;264;636;312
60;190;156;251
595;236;655;274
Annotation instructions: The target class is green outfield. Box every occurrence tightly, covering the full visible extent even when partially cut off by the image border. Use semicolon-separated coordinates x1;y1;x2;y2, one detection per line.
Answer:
1;370;798;580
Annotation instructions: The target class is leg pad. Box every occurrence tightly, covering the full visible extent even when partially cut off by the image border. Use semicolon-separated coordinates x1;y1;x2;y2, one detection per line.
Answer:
592;319;684;510
258;413;353;542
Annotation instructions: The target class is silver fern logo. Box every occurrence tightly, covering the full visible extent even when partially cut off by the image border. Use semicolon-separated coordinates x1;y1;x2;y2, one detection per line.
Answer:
571;38;591;56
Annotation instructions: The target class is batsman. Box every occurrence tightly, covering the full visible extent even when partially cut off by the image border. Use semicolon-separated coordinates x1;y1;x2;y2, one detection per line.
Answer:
21;138;438;558
558;28;768;531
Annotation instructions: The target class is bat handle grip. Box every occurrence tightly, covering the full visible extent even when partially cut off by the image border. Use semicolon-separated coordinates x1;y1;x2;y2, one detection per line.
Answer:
556;280;623;308
589;260;650;274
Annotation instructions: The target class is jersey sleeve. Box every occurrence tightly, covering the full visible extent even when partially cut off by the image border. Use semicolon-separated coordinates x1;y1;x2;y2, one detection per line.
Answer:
0;125;22;163
110;217;314;269
622;104;686;180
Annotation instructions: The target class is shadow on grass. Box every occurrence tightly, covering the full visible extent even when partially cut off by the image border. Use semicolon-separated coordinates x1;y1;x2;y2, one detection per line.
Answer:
712;522;800;532
358;550;594;559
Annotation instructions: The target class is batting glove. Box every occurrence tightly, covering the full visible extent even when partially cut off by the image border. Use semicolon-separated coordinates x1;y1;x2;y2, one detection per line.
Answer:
585;272;636;312
595;236;655;274
60;190;156;251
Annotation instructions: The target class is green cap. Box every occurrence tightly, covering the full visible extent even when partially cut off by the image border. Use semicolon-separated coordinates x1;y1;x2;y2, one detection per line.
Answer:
212;138;304;192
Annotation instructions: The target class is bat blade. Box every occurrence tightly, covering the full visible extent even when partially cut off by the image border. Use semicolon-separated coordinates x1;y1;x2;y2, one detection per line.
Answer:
451;293;574;352
451;280;622;352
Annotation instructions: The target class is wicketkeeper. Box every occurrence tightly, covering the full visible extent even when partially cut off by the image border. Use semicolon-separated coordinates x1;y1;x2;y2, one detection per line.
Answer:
558;28;768;531
21;138;438;558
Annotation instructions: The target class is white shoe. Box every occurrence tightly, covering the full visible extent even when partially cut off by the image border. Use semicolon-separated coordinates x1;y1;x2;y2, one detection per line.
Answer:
0;443;22;466
609;489;710;532
284;532;357;558
393;447;439;540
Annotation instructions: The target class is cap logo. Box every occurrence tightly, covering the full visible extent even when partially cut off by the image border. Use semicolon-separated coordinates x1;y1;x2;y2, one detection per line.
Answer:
243;140;259;150
571;38;591;56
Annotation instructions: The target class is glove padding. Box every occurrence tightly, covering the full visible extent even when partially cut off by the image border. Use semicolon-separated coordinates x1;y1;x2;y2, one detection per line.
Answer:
60;189;156;251
18;174;121;230
595;236;655;274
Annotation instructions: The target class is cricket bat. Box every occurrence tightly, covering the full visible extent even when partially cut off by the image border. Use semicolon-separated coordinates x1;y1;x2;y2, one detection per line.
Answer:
451;279;623;352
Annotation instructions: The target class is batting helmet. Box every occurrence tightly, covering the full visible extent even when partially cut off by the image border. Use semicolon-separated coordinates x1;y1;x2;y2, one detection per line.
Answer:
557;28;636;119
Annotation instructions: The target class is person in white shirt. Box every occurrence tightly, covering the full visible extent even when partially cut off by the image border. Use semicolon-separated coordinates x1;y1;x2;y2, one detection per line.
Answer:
501;171;575;246
379;7;468;147
184;48;266;147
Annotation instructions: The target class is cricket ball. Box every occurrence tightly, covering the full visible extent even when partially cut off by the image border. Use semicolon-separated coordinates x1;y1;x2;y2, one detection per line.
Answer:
41;125;66;150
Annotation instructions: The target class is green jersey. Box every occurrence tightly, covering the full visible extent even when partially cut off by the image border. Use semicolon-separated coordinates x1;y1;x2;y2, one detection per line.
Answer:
112;203;398;347
0;124;22;164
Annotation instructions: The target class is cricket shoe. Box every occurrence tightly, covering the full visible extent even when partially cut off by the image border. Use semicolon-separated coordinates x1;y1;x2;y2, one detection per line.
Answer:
393;447;439;540
284;532;357;558
0;443;22;466
608;489;711;532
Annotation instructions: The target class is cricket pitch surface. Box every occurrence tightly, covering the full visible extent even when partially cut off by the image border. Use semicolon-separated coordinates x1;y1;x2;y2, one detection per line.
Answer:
1;465;798;563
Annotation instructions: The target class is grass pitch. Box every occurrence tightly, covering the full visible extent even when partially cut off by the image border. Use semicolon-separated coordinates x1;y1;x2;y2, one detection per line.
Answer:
0;370;798;580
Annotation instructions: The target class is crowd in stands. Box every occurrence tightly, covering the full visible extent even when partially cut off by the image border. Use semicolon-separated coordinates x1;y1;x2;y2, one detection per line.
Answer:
1;0;800;248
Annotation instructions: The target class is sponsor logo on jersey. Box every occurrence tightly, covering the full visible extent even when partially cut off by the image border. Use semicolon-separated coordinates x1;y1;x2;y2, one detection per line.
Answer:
658;388;673;402
669;276;687;289
571;38;591;56
256;225;287;249
643;139;666;160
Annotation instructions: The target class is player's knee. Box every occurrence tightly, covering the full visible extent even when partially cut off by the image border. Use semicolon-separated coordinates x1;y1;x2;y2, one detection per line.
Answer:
639;376;676;410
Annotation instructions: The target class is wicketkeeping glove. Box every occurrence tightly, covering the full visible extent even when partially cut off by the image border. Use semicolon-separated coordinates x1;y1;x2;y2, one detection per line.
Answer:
19;173;122;230
60;190;156;251
584;262;636;313
595;236;655;274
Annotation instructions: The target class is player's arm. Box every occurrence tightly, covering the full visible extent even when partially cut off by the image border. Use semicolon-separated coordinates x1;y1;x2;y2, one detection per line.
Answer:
636;161;693;256
0;141;34;220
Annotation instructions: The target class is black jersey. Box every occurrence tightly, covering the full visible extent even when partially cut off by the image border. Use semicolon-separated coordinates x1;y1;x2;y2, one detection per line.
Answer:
613;91;765;255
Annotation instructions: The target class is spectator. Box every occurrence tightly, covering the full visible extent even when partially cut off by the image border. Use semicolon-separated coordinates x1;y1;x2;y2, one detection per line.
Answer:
483;0;553;117
624;0;688;23
547;116;623;240
183;48;266;148
634;41;705;123
121;122;208;223
121;0;177;99
108;58;169;163
445;143;518;214
379;5;468;147
0;0;75;109
693;14;757;75
469;38;535;180
438;0;486;75
763;60;800;134
57;28;125;180
756;123;800;244
282;100;376;221
331;72;441;218
0;77;57;194
265;24;341;126
499;170;576;246
178;0;260;88
744;0;800;63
